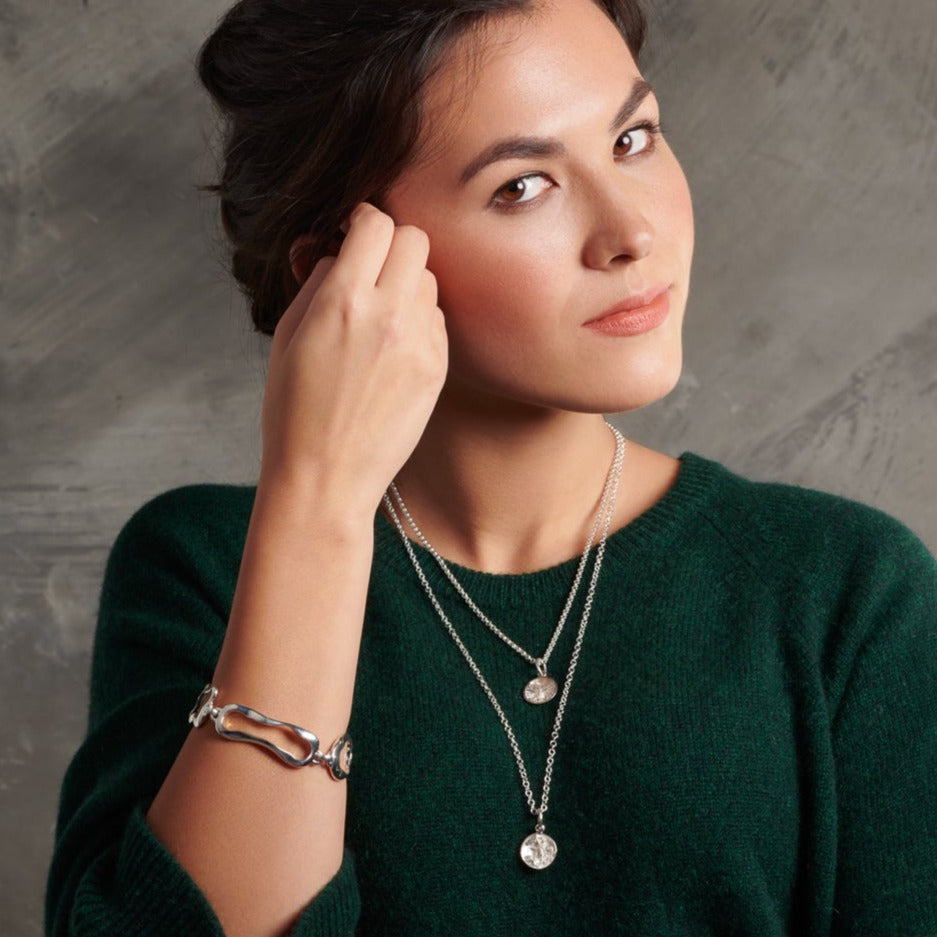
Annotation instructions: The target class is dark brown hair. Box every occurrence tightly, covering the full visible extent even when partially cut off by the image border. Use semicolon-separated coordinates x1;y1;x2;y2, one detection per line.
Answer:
197;0;648;335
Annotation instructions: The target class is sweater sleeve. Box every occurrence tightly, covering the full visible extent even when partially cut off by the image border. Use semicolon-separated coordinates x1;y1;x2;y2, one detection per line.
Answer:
45;486;362;936
827;515;937;936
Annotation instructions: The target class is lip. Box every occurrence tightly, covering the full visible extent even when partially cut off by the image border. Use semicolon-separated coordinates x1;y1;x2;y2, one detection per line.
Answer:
583;285;671;336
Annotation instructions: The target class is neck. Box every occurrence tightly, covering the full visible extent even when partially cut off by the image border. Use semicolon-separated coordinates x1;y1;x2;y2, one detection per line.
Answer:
389;385;620;574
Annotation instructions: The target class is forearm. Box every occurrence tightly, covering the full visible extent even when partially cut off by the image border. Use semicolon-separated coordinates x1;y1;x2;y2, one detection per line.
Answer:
146;477;374;937
142;203;443;936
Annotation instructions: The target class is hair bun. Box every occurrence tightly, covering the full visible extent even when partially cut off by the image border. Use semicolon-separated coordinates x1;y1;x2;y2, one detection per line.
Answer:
198;0;329;114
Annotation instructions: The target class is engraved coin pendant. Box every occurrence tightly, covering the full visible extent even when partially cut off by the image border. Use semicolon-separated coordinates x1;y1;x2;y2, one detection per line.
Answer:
523;675;559;705
520;832;558;869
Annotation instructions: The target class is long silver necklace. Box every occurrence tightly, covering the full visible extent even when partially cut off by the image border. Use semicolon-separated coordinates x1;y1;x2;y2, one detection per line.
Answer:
386;424;625;705
381;423;624;869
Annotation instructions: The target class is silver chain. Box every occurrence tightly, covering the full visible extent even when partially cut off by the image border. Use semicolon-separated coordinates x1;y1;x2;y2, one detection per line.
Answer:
381;423;625;827
386;423;624;673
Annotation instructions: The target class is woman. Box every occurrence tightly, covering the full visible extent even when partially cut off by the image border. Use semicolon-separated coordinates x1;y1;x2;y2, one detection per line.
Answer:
46;0;937;934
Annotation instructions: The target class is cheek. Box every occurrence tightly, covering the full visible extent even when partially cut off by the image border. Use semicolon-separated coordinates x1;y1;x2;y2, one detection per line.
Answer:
661;157;695;260
428;224;565;348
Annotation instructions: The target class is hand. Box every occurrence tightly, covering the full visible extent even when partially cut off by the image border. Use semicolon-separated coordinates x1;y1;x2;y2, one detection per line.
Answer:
258;203;448;517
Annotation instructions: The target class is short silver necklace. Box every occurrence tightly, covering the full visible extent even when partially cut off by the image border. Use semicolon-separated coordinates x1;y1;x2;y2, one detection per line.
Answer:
381;424;624;869
386;423;625;705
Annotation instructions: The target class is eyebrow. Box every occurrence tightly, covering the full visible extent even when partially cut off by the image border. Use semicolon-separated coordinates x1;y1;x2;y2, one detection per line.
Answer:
457;77;655;186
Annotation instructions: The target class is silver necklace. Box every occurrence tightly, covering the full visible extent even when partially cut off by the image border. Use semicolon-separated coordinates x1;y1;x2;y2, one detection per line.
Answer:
386;424;625;705
381;423;624;869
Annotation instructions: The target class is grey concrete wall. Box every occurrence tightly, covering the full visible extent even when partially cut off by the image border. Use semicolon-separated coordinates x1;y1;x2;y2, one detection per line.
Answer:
1;0;934;933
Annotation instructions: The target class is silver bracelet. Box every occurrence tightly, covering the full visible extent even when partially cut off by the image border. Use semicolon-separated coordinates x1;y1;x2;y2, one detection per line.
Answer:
188;684;352;780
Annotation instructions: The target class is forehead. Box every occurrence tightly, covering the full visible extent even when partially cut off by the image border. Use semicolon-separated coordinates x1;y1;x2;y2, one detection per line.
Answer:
414;0;642;163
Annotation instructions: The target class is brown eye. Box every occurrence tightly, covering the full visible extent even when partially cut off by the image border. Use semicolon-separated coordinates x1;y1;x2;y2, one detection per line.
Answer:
499;179;529;202
493;173;551;207
614;125;654;157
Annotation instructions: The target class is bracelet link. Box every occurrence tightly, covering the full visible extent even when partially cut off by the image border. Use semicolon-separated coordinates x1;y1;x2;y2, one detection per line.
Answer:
188;684;219;729
317;734;354;780
188;684;352;779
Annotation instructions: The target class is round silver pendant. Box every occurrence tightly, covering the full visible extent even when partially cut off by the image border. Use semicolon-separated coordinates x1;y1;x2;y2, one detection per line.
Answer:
523;675;558;705
520;832;558;869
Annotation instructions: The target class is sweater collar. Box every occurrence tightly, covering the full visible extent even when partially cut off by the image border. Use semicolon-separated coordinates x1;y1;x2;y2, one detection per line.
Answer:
372;451;725;608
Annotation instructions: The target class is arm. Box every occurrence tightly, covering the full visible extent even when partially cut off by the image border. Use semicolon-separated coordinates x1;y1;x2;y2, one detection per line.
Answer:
145;480;373;937
46;203;447;937
829;522;937;935
45;485;362;937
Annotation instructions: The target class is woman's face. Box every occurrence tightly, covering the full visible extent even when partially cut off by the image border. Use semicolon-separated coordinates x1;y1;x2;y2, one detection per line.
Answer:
383;0;695;415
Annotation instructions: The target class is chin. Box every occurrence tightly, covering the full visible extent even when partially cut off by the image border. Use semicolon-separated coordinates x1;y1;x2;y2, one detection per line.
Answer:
443;345;684;416
566;351;685;415
498;370;683;417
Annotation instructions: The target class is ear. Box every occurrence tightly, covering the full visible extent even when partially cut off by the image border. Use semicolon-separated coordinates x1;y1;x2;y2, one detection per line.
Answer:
288;233;316;285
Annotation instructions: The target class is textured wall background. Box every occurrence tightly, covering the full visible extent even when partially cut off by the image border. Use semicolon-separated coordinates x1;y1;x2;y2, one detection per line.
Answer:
1;0;935;933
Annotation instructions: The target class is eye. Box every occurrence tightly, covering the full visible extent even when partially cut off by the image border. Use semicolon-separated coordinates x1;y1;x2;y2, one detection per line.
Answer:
492;173;553;208
614;120;662;158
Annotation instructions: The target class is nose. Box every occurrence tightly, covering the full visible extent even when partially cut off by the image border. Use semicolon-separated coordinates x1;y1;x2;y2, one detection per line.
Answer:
580;182;654;269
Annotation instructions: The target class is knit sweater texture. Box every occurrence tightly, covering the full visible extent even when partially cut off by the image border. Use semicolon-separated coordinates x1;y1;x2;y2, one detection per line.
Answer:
46;452;937;936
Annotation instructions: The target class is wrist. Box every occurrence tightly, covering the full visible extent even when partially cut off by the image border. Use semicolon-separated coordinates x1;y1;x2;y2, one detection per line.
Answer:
189;684;353;780
255;463;379;535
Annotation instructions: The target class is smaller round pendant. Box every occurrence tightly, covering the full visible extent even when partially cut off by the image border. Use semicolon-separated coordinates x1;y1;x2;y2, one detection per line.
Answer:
523;675;558;705
520;832;558;869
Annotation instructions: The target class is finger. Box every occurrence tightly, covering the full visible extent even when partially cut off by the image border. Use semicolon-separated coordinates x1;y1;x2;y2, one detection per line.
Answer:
375;225;430;296
329;202;396;288
430;305;449;359
270;255;336;361
414;268;438;313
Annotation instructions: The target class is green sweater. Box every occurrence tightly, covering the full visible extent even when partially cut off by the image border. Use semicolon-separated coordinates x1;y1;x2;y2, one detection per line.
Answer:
46;452;937;936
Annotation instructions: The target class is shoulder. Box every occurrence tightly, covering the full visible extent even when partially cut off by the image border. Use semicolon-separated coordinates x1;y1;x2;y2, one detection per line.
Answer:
103;483;257;607
116;482;256;534
111;483;256;558
681;454;936;706
682;451;935;583
87;485;259;728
